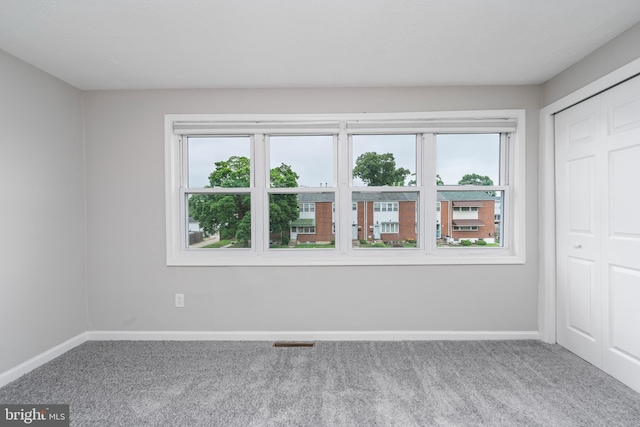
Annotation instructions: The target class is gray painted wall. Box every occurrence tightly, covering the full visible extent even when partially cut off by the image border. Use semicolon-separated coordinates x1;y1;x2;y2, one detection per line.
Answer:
84;86;541;333
0;51;87;373
543;22;640;106
3;13;640;376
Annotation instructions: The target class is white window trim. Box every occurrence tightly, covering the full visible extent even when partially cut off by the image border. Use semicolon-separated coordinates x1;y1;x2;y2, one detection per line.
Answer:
380;223;400;233
298;203;315;213
453;226;480;231
293;226;316;234
165;110;525;266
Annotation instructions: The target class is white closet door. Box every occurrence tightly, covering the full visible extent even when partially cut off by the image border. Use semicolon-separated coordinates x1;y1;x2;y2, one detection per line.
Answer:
556;75;640;394
600;76;640;392
555;95;602;367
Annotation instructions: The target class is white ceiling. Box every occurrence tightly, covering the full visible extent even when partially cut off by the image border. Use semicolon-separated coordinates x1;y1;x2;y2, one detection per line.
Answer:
1;0;640;90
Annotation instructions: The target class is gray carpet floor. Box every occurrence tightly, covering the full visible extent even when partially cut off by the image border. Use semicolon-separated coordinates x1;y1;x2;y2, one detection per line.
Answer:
1;340;640;426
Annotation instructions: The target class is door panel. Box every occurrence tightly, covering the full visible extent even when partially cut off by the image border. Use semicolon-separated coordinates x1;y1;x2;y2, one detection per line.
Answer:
608;94;640;135
555;96;602;367
568;157;595;234
609;146;640;237
600;76;640;393
567;257;595;338
609;265;640;359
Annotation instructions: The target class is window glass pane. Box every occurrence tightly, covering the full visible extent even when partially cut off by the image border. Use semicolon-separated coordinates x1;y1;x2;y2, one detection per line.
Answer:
436;134;500;186
188;136;250;188
269;135;333;188
352;135;416;186
437;190;503;248
187;193;251;249
352;192;418;248
269;192;335;249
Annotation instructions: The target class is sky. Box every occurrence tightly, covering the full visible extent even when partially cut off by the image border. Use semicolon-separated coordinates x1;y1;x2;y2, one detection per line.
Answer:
270;135;333;187
187;134;500;188
436;134;500;185
188;136;251;188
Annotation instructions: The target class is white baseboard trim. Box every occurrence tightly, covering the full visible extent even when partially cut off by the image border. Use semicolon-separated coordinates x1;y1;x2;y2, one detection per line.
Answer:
1;330;539;387
0;332;89;388
89;330;540;342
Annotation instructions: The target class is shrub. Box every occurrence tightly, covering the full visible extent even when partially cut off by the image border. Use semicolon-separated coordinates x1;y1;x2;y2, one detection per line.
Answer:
460;239;472;246
330;239;335;245
476;239;487;246
372;242;386;248
360;239;368;245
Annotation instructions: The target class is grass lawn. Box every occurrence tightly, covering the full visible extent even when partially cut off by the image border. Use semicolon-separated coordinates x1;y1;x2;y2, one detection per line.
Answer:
270;244;335;249
201;239;232;248
437;243;501;248
358;243;417;248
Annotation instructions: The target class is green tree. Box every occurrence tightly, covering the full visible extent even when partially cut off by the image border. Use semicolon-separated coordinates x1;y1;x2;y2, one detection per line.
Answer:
208;155;251;187
189;156;299;247
269;164;300;238
458;173;495;196
458;173;493;186
353;152;410;186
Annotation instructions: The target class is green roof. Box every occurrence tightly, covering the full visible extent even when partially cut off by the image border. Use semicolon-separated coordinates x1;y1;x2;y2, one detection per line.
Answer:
437;191;497;201
291;218;316;226
294;190;498;203
297;192;418;203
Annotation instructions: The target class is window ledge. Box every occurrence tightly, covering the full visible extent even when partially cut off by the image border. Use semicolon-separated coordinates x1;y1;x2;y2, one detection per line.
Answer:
166;253;525;267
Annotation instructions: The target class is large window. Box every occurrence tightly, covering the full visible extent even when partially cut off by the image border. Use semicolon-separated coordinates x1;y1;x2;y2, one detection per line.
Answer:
165;111;525;265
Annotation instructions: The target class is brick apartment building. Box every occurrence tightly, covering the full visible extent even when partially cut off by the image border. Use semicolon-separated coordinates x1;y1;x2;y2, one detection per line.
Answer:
291;193;417;244
291;191;498;245
438;191;498;243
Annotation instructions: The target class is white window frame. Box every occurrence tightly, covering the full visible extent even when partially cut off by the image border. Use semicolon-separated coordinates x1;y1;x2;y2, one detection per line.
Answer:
165;111;525;266
374;202;399;212
453;226;480;232
298;203;316;213
294;226;316;234
380;223;400;233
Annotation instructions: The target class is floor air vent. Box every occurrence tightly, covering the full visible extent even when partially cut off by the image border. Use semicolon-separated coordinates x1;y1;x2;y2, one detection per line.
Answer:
273;341;316;348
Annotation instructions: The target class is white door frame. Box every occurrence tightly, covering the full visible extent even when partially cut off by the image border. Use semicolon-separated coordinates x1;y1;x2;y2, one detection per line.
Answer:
538;57;640;344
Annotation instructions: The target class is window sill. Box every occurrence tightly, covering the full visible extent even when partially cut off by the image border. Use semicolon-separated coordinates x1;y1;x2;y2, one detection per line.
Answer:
166;251;525;267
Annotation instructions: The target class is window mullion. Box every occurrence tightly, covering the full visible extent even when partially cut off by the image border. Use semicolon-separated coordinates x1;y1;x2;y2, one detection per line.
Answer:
338;123;351;254
501;187;510;250
179;137;191;251
253;134;266;254
422;133;436;254
179;188;187;250
500;133;509;185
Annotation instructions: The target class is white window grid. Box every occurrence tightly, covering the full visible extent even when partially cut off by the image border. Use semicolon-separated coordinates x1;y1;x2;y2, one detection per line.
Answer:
374;202;399;212
453;226;480;231
381;223;400;233
165;111;525;266
293;226;316;234
299;203;315;213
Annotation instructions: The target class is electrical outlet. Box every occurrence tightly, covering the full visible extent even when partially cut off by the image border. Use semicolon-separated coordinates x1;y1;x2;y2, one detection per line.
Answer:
175;293;184;308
